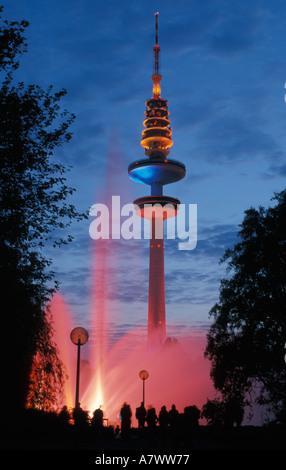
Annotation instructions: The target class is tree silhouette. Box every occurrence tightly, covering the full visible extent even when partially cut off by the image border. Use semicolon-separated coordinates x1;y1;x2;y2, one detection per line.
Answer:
0;7;86;414
205;189;286;422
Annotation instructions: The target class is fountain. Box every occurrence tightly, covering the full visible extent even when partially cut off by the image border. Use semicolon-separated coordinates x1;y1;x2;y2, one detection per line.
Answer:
51;288;214;426
44;16;216;425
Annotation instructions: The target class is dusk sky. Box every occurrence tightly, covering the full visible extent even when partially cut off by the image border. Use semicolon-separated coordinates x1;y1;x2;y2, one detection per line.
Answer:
4;0;286;347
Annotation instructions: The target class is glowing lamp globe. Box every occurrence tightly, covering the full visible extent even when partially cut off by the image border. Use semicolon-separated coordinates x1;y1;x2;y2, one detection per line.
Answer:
139;369;149;381
70;327;89;345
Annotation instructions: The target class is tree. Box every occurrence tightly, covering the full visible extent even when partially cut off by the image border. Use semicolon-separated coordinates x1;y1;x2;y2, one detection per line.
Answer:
0;6;28;83
201;398;244;427
205;189;286;423
25;309;67;412
201;399;225;426
0;7;86;413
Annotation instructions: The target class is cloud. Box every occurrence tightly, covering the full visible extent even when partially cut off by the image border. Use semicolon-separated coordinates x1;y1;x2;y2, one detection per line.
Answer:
263;163;286;179
197;223;239;256
156;223;239;307
210;34;253;56
10;0;283;340
195;116;280;163
172;101;214;130
209;12;257;56
162;0;262;58
165;223;238;259
208;1;262;56
51;221;237;310
163;8;220;55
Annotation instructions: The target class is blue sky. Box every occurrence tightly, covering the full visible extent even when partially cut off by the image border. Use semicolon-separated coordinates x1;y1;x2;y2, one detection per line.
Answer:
3;0;286;343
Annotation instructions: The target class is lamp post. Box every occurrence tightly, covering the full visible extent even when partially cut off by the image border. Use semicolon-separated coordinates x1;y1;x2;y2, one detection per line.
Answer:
70;327;89;409
139;370;149;406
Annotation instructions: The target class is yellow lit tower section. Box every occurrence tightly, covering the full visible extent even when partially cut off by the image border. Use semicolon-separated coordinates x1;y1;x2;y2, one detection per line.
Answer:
128;13;186;351
141;13;173;158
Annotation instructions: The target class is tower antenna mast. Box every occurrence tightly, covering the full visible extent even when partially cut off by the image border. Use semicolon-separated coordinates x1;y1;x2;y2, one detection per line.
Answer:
155;11;158;44
154;12;160;77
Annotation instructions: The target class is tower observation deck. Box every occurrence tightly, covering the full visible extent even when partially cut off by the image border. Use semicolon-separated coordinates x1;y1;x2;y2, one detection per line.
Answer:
128;13;186;350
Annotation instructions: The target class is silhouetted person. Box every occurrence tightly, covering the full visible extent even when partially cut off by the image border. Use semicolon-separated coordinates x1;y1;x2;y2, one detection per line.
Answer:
159;405;169;444
136;402;147;428
159;405;169;430
146;407;158;433
168;404;179;443
58;405;70;426
182;405;200;445
184;405;200;430
73;405;89;429
168;404;179;430
120;402;132;438
91;407;104;436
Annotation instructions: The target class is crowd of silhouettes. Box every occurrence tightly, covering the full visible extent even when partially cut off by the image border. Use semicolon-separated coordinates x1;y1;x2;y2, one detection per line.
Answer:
6;402;284;450
48;401;203;448
119;401;201;445
56;401;201;439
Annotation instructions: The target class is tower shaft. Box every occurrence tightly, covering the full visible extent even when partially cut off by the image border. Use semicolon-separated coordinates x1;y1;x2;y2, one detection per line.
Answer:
148;215;166;350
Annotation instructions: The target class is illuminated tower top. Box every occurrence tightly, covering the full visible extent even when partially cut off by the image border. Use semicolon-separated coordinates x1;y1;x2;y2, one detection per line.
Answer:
141;13;173;158
129;13;185;195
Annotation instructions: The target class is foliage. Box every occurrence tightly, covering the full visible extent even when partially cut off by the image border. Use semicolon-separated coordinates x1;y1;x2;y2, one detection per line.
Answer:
25;305;70;412
205;189;286;421
0;5;28;81
201;398;244;427
0;6;86;412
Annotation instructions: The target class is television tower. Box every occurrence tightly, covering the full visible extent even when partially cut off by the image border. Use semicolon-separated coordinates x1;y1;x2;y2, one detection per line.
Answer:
128;13;186;351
